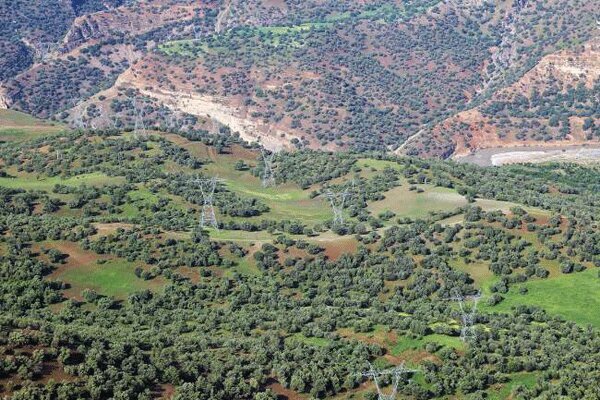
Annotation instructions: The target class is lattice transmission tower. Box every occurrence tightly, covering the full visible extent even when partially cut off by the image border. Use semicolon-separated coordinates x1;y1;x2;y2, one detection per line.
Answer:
446;289;482;342
193;177;220;229
359;362;418;400
132;97;148;139
260;148;276;188
325;188;350;226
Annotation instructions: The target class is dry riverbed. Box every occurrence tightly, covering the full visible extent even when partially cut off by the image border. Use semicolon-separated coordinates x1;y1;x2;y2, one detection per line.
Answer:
455;145;600;166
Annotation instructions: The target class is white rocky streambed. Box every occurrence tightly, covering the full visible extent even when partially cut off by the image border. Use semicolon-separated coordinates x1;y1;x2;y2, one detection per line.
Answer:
455;145;600;166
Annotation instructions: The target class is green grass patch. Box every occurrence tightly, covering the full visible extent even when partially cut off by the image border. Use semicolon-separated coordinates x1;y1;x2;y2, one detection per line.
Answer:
208;229;275;243
450;258;493;288
57;259;163;299
0;172;124;191
158;40;215;57
487;372;539;400
391;333;464;355
0;109;65;142
256;22;330;35
221;254;262;278
159;21;327;58
357;158;402;171
116;187;163;218
482;268;600;328
369;184;468;219
206;164;331;225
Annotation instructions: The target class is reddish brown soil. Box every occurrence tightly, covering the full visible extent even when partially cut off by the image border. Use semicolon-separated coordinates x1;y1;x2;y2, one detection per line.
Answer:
44;241;108;268
319;237;359;261
176;266;203;283
395;349;441;364
262;0;287;10
420;39;600;158
151;383;176;399
266;379;306;400
92;222;135;238
0;346;77;397
337;327;398;351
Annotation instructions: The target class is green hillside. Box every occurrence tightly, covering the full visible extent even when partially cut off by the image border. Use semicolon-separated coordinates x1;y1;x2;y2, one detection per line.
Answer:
0;124;598;399
0;109;66;142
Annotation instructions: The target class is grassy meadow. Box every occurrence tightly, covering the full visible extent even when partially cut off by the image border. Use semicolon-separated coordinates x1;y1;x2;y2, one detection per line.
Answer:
0;109;65;142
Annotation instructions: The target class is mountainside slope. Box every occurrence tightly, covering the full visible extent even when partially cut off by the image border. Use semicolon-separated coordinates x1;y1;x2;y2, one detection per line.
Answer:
410;39;600;158
0;0;598;155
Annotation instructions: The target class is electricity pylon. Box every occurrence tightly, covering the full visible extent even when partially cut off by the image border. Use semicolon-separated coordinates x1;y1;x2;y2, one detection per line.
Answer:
87;105;98;130
260;148;276;188
159;107;177;130
359;362;418;400
72;108;87;130
193;24;203;40
132;97;147;139
325;188;350;226
211;117;221;135
193;177;220;229
32;41;56;63
445;289;482;342
110;113;120;130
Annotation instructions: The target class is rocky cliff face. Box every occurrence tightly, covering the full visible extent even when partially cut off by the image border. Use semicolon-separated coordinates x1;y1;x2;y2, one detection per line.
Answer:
62;15;104;52
0;87;11;109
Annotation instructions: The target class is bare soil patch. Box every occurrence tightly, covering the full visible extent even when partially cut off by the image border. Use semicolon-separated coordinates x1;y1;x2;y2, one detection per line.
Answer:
266;379;306;400
92;222;135;238
319;237;359;261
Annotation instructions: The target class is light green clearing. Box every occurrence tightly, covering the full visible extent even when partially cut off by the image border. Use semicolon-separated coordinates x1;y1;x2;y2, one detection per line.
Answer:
357;158;402;171
371;182;546;220
487;372;539;400
482;268;600;328
57;259;162;299
117;187;163;218
208;229;275;242
369;184;467;218
221;253;262;278
391;334;464;355
439;203;550;225
215;172;330;226
161;22;329;54
476;198;551;216
439;213;466;225
255;22;330;35
232;256;261;277
158;40;213;57
191;149;331;225
0;172;124;191
0;109;65;141
450;258;493;287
